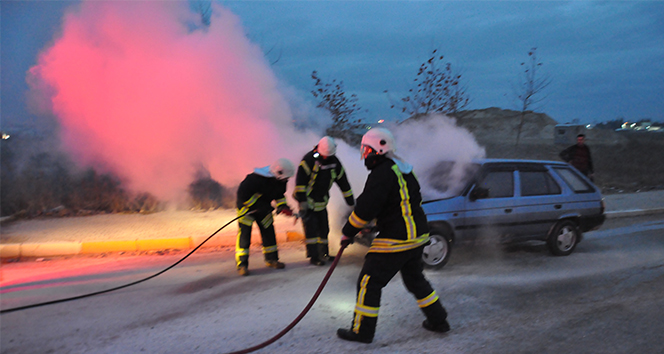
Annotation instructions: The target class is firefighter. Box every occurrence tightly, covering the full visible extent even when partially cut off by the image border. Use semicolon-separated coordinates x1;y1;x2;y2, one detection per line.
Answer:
294;136;355;266
235;158;295;276
336;127;450;344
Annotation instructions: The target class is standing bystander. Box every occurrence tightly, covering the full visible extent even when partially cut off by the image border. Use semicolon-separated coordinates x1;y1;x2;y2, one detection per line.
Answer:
560;133;594;180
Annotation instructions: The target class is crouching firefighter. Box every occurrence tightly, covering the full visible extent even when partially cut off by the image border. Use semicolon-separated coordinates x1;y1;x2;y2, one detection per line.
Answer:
337;127;450;344
294;136;354;266
235;158;295;276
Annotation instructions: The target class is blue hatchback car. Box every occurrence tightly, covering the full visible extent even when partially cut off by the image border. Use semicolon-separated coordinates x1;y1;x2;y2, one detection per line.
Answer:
420;159;606;268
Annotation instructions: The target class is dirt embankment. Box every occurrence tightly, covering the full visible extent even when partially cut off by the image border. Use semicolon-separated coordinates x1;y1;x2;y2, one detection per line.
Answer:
451;108;664;194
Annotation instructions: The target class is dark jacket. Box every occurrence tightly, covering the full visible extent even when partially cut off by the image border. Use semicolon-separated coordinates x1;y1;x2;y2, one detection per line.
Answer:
559;144;593;175
342;156;430;253
294;151;354;211
236;172;288;215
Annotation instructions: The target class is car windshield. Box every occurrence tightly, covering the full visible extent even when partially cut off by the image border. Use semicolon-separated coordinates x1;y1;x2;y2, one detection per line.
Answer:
422;161;480;199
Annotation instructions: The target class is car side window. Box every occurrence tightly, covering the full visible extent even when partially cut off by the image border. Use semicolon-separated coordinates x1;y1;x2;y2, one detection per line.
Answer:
520;171;562;196
553;167;594;193
477;171;513;198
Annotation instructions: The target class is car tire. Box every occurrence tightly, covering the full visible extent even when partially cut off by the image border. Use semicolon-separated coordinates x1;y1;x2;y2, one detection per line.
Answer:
422;228;453;269
547;220;579;256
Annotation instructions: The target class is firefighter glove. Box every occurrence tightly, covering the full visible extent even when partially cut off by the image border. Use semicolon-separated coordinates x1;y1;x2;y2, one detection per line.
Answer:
276;204;293;216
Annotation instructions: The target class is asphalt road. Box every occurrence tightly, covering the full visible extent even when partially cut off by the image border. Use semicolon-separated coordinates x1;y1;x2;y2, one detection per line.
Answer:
1;215;663;354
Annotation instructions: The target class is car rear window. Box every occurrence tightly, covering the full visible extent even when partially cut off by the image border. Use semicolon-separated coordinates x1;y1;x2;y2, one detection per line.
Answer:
520;171;562;196
553;167;594;193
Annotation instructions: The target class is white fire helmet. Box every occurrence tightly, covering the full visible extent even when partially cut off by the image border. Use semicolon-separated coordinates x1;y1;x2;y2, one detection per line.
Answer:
361;127;395;159
270;158;295;180
317;136;337;157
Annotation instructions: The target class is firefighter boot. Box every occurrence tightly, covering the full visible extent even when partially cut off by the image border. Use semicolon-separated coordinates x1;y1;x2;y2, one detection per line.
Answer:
237;266;250;276
421;299;449;332
336;328;373;344
310;257;325;266
422;319;451;333
265;260;285;269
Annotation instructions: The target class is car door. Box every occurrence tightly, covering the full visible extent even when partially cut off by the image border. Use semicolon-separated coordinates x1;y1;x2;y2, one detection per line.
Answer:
512;165;566;240
460;166;518;240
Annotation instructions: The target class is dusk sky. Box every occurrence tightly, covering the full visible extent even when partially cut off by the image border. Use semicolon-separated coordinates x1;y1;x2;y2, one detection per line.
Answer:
3;0;664;130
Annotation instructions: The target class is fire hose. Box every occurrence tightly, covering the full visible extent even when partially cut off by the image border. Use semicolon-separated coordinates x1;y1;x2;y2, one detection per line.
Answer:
1;210;352;354
224;241;348;354
0;211;253;314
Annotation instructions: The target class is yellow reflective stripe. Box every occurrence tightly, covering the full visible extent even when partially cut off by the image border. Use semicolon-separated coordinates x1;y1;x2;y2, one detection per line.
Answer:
417;291;439;308
238;213;254;226
354;304;379;317
243;193;262;209
328;169;337;191
368;235;430;253
261;213;274;228
313;199;328;211
306;162;320;196
342;189;353;198
305;237;328;245
391;165;416;240
353;275;371;332
337;166;346;179
348;212;369;229
305;238;320;245
275;197;286;207
262;245;277;254
294;185;306;193
299;160;311;175
235;230;249;266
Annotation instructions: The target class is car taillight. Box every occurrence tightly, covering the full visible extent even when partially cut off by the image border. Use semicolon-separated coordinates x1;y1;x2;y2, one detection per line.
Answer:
600;198;605;214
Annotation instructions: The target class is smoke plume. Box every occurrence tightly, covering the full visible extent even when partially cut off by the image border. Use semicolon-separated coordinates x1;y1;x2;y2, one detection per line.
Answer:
390;115;486;199
27;1;316;201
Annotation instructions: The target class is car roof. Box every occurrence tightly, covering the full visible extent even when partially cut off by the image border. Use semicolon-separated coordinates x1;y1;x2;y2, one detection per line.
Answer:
473;158;567;166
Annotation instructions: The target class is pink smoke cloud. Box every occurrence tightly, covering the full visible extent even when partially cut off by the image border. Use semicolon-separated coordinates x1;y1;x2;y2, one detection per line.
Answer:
28;1;311;200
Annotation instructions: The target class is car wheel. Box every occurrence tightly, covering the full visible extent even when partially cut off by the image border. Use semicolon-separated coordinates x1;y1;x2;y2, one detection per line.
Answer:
422;230;453;269
547;220;579;256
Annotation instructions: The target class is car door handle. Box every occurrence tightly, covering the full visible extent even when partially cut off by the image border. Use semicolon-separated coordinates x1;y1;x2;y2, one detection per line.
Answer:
504;208;512;213
554;204;562;209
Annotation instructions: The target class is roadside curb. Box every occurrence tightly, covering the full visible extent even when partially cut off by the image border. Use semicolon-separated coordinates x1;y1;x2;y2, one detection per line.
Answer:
0;216;14;225
605;208;664;219
3;207;664;259
0;231;305;259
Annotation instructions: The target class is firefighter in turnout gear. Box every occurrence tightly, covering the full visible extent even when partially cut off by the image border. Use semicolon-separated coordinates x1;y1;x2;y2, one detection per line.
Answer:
336;127;450;344
295;136;355;266
235;158;295;276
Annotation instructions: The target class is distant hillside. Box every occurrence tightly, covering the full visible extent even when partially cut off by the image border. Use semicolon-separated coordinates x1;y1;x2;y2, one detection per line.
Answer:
406;107;663;193
446;107;628;146
450;107;556;144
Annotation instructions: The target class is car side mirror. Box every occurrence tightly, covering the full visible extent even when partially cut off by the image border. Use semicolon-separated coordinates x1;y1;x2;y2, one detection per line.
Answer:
469;187;489;201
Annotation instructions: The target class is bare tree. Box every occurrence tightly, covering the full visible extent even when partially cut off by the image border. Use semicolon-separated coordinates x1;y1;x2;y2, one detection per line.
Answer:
513;47;551;146
388;49;470;120
311;71;366;145
194;1;212;28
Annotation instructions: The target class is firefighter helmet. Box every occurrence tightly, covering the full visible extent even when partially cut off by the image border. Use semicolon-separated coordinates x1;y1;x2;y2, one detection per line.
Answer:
361;127;395;159
317;136;337;157
269;158;295;180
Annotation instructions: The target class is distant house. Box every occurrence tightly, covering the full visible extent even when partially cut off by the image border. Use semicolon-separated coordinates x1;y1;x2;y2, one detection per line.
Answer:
554;124;589;145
